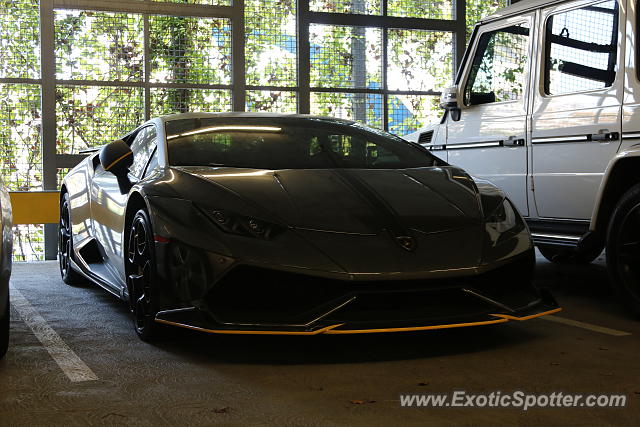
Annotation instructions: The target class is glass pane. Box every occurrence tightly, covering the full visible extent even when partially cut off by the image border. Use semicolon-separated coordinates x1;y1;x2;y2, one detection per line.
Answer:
0;0;40;79
246;0;297;87
387;29;453;92
310;25;382;89
150;88;232;115
246;90;297;113
311;92;382;129
55;10;144;81
151;0;231;5
0;84;42;191
13;224;44;262
466;0;508;41
388;0;452;20
56;85;144;154
545;0;618;95
464;23;530;105
388;95;441;136
149;16;232;84
310;0;381;15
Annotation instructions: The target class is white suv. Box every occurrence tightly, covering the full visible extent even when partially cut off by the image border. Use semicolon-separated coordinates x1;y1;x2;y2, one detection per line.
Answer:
406;0;640;313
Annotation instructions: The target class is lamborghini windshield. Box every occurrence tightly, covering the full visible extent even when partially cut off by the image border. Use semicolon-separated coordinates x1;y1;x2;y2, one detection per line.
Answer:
165;117;442;170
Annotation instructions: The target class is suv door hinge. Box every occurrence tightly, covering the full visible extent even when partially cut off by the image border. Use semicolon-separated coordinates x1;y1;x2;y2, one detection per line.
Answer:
530;176;535;192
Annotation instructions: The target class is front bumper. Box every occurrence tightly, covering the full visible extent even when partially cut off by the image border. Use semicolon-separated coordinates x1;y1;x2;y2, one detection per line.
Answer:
154;251;561;335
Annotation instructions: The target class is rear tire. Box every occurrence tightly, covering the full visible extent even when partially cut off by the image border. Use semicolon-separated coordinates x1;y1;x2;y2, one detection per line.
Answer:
537;244;601;265
125;208;166;341
0;291;8;359
58;193;85;286
606;184;640;316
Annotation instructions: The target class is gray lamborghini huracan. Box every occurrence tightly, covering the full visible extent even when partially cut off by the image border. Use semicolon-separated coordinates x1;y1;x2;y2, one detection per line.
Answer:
59;113;559;340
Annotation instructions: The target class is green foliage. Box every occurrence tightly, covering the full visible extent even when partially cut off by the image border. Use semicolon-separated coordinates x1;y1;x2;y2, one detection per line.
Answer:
0;0;40;79
245;0;297;87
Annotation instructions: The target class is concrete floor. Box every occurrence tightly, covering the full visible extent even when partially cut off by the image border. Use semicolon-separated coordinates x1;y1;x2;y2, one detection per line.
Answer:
0;252;639;426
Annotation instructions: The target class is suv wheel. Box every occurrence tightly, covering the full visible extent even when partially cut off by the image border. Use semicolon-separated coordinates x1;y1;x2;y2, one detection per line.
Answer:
537;244;601;265
606;183;640;315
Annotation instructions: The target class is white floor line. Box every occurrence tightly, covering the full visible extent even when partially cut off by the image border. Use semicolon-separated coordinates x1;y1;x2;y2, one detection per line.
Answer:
541;315;632;337
11;289;98;382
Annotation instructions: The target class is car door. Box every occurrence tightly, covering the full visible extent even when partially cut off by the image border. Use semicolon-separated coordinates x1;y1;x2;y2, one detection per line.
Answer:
90;125;158;284
531;0;623;220
445;14;535;216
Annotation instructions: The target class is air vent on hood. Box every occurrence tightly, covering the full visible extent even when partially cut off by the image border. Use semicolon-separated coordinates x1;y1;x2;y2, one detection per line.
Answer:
418;130;434;145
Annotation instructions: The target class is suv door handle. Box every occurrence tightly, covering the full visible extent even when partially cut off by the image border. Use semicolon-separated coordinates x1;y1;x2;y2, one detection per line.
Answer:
590;132;619;142
503;136;525;146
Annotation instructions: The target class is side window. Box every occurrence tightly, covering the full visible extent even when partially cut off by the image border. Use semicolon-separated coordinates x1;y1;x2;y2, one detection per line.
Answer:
142;147;159;178
129;126;157;178
464;22;530;106
544;0;618;95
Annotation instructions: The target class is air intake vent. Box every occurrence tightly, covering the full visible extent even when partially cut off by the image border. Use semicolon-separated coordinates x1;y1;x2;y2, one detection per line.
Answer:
418;130;434;145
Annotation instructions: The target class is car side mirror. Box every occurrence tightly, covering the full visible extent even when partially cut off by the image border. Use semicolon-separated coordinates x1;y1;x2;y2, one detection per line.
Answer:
100;139;132;178
439;85;462;122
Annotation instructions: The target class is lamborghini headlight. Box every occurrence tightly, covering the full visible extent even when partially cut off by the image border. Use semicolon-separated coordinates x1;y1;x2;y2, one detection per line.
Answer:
203;208;285;240
486;198;517;234
485;198;524;247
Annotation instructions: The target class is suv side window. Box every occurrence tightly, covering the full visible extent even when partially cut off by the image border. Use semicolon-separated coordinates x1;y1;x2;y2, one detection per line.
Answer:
544;0;618;95
464;22;530;106
129;126;157;179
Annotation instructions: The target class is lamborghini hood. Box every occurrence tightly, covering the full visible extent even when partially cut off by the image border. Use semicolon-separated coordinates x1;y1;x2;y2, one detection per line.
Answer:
172;166;489;273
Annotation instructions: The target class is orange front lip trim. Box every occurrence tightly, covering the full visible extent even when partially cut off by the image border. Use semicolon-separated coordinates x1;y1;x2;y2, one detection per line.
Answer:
155;307;560;335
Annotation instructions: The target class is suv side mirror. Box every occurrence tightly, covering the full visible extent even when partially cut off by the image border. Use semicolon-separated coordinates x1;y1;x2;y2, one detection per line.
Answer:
99;139;132;177
439;86;462;121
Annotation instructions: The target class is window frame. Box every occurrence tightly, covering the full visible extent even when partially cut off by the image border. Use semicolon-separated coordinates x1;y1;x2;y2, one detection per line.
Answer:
460;17;532;108
541;0;620;98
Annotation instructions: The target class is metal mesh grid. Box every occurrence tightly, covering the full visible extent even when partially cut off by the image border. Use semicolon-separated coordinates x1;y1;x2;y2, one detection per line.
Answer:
311;92;383;129
13;224;44;262
387;29;453;92
246;90;297;113
310;24;382;89
0;0;40;79
545;0;618;95
387;94;440;136
466;0;507;41
150;88;232;115
310;0;381;15
151;0;231;5
245;0;297;87
149;15;232;85
0;84;42;192
56;85;144;154
387;0;452;20
57;168;69;189
465;23;529;104
55;10;144;82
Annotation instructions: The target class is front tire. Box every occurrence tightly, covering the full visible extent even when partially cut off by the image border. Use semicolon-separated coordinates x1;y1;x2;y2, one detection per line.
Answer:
606;183;640;315
0;291;8;359
125;208;165;341
58;193;85;285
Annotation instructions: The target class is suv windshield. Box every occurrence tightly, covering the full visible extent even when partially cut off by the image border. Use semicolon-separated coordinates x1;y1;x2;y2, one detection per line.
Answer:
165;117;442;170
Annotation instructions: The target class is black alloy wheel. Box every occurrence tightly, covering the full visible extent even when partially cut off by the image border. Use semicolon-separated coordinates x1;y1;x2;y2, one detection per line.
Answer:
58;193;85;285
126;209;164;340
607;183;640;315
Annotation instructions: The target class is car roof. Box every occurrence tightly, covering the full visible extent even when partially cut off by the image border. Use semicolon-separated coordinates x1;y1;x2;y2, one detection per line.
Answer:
156;112;357;125
479;0;569;24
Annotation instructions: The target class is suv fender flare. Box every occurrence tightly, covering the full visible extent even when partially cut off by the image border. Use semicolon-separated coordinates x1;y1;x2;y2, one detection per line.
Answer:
590;147;640;234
